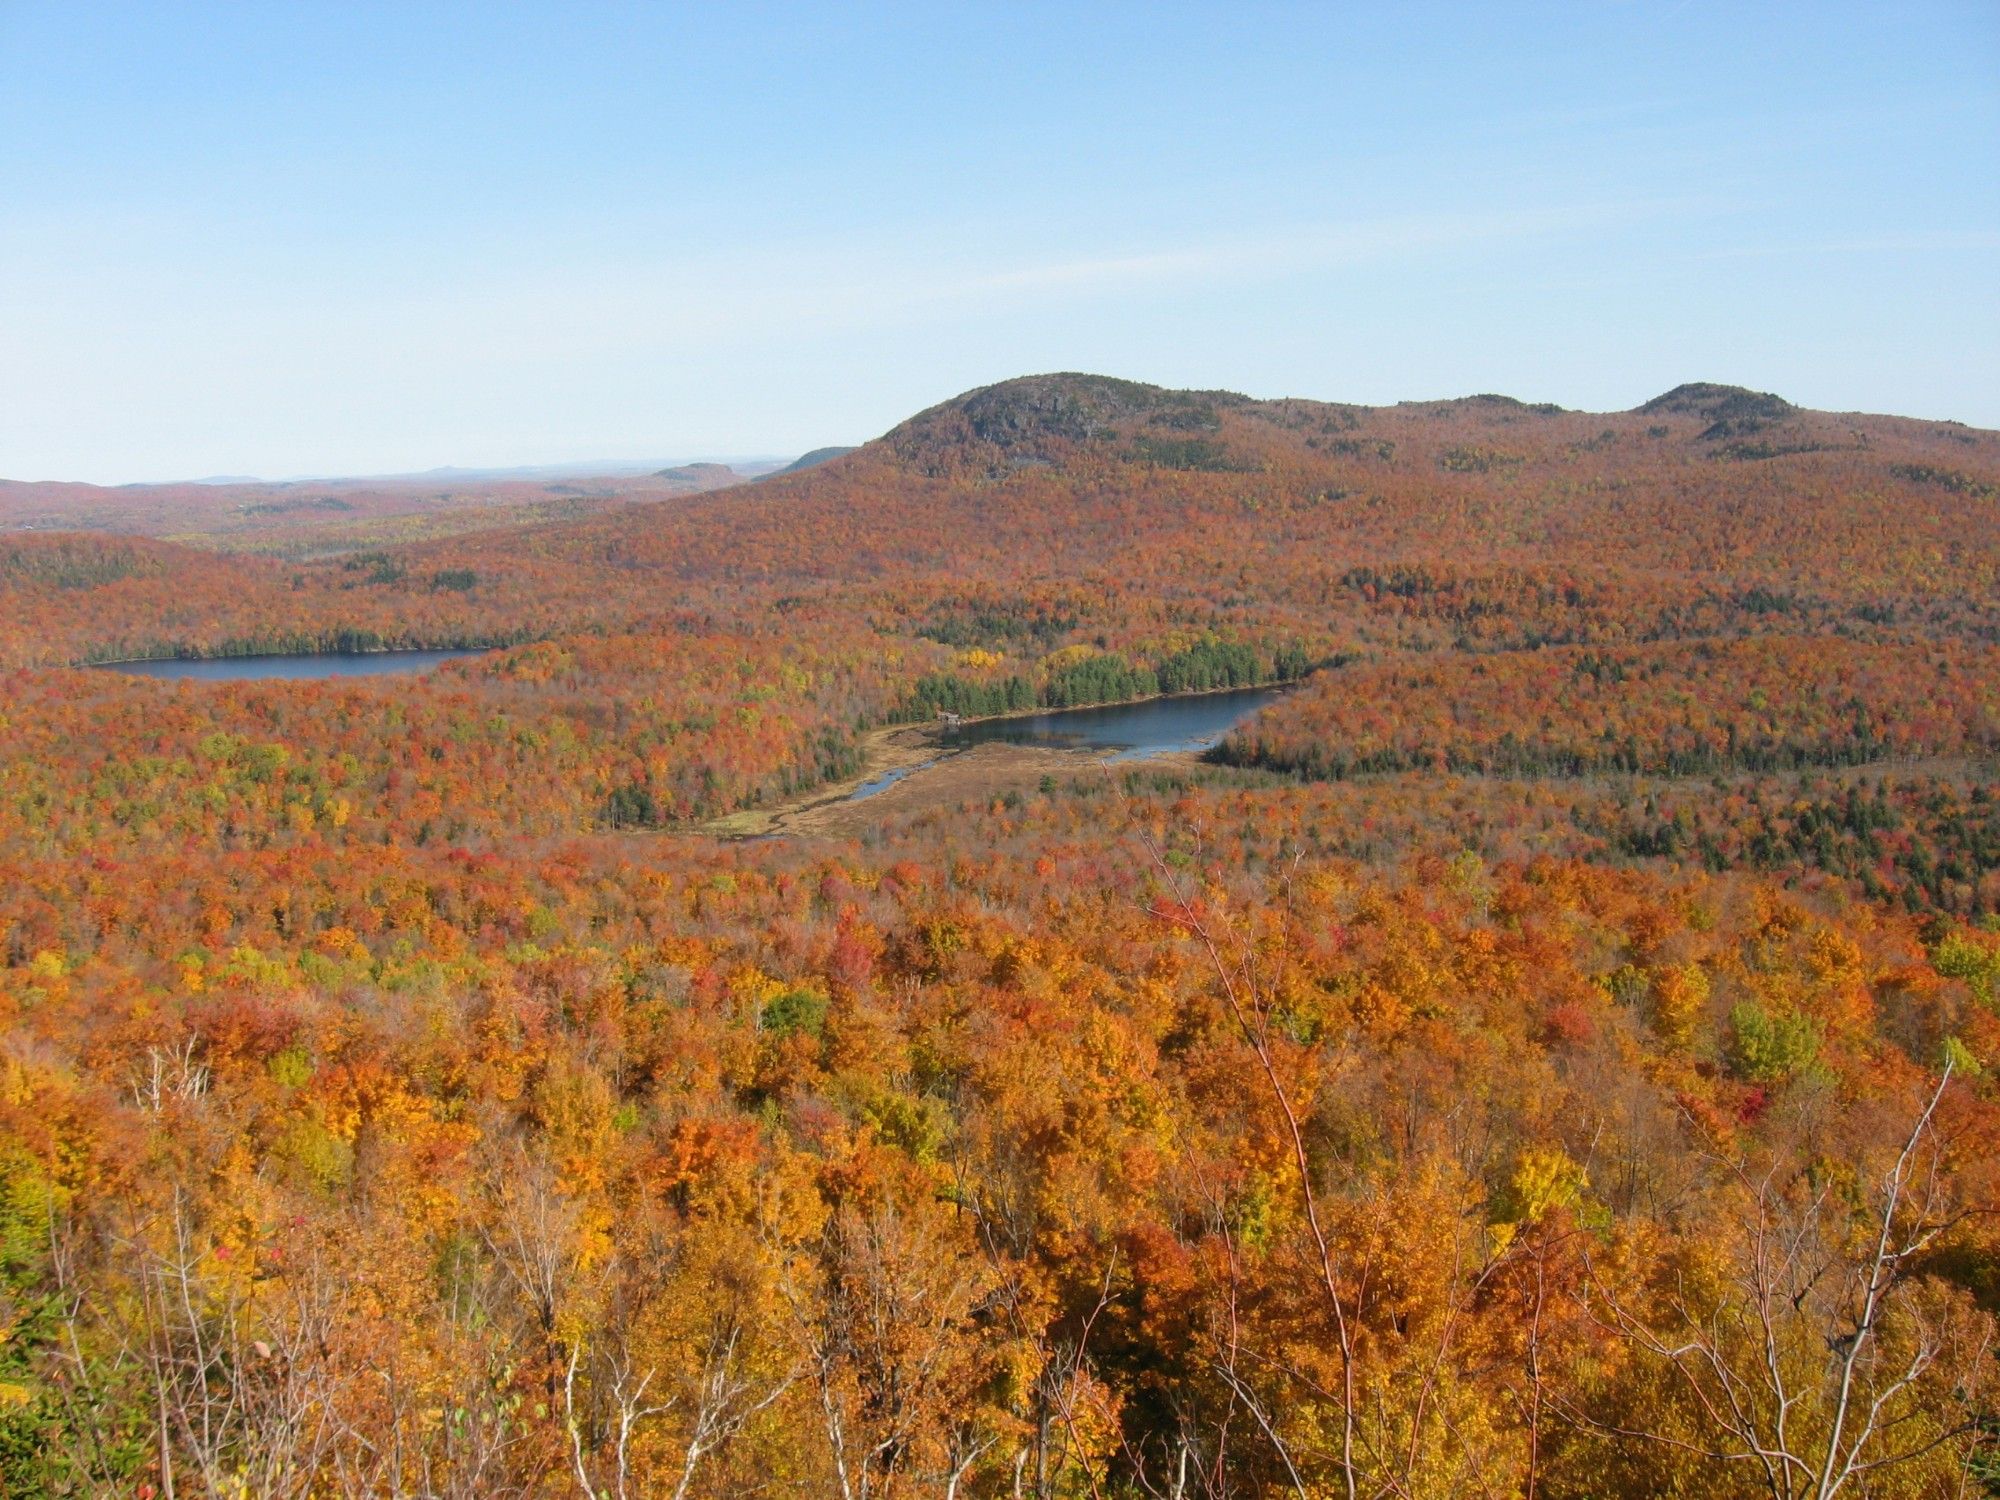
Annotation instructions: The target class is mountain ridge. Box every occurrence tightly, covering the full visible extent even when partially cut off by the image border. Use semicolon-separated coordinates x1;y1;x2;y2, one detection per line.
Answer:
837;371;1995;483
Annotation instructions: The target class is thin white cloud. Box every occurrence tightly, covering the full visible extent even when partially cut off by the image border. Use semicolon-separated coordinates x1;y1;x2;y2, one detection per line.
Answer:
354;198;1698;365
1693;230;2000;262
924;202;1693;304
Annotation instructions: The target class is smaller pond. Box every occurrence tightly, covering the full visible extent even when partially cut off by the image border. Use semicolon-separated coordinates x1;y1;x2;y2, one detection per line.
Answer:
937;684;1282;762
95;648;487;682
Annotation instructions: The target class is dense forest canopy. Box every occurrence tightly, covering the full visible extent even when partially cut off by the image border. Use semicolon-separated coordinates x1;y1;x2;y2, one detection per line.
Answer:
2;373;1998;1497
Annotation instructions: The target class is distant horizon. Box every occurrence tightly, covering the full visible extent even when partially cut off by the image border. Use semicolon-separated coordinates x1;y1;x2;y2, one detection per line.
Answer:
7;369;1995;490
171;455;801;488
1;460;793;488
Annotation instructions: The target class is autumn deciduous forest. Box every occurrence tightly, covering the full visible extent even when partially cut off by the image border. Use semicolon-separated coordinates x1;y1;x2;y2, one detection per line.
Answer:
4;374;2000;1497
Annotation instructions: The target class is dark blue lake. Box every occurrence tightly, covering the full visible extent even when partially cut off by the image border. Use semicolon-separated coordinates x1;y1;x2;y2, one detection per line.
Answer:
96;649;486;681
938;685;1283;762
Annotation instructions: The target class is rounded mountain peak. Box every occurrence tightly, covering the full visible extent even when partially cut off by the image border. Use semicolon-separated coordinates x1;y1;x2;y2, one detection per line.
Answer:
879;373;1253;478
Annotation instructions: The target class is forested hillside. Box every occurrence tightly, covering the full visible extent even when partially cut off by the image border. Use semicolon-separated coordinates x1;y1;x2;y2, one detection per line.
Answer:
2;374;1998;1496
7;375;1997;671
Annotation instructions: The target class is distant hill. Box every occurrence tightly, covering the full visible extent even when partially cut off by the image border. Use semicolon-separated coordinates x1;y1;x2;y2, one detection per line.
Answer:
849;371;1993;482
387;460;687;482
0;457;751;553
1637;381;1799;442
653;462;742;484
777;446;859;474
877;373;1257;477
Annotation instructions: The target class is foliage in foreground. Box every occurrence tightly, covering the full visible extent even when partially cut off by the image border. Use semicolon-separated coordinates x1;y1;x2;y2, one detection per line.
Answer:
1;805;1996;1496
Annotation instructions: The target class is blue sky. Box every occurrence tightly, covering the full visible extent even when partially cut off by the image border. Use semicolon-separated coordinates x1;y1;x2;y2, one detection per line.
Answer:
2;3;1995;482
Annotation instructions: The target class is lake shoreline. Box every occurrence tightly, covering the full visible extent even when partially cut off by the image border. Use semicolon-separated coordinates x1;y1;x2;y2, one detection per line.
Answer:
87;646;491;679
913;675;1296;730
702;681;1289;839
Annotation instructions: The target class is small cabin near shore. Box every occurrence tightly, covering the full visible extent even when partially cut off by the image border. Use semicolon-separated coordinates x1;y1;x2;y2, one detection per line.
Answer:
936;710;965;728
